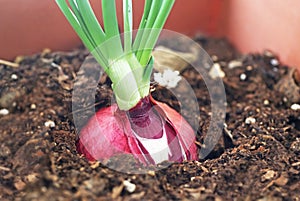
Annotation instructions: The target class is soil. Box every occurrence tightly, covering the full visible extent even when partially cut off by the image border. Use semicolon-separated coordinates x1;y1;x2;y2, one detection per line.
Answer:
0;37;300;201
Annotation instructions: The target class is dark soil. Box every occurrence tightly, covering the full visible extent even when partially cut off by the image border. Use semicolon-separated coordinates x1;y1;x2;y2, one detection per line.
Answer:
1;37;300;201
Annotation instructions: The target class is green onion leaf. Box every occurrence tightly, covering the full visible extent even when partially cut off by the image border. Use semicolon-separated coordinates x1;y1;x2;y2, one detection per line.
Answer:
56;0;93;51
75;0;106;45
56;0;108;69
132;0;152;53
102;0;123;60
123;0;133;53
139;0;175;66
135;0;162;61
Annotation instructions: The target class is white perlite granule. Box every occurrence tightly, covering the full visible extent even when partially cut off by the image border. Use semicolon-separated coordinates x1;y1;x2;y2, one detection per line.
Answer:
154;69;182;88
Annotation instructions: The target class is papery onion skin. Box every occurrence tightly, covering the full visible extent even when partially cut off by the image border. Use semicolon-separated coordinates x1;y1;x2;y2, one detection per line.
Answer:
77;95;198;164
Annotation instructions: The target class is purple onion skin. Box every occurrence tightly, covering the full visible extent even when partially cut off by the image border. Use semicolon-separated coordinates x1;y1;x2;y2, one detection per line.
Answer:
77;95;198;165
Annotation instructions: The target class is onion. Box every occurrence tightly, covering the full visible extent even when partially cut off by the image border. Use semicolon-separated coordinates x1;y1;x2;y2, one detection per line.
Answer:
56;0;197;165
77;95;198;165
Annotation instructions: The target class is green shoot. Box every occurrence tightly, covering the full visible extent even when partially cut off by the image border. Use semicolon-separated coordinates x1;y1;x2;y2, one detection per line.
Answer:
123;0;133;53
56;0;175;110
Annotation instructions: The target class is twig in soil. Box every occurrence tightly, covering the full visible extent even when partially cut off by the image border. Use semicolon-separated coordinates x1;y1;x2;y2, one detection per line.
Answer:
223;123;235;148
41;58;72;90
40;58;66;76
0;166;11;172
223;123;234;141
262;180;275;192
0;59;19;68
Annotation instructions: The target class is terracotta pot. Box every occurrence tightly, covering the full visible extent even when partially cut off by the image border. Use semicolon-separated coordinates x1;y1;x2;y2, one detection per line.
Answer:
0;0;217;60
220;0;300;71
0;0;299;72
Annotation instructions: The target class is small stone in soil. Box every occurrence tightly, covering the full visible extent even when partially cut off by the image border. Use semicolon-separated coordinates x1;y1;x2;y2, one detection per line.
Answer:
44;120;55;128
263;99;270;105
228;60;242;69
123;180;136;193
209;63;225;78
0;108;9;115
291;103;300;110
30;104;37;110
240;73;247;81
245;117;256;124
11;74;18;80
147;170;155;176
263;50;275;57
211;55;218;61
26;174;38;183
246;65;253;71
270;59;279;66
261;170;276;182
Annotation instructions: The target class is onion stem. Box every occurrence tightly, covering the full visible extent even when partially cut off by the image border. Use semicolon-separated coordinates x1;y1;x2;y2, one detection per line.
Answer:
55;0;175;110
